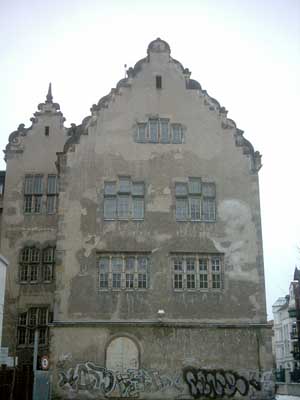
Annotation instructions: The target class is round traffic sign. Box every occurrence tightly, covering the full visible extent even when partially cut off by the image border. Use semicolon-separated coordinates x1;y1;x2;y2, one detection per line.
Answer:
41;355;49;370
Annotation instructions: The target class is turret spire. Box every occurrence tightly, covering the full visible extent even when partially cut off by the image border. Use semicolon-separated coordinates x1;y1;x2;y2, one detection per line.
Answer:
46;82;53;103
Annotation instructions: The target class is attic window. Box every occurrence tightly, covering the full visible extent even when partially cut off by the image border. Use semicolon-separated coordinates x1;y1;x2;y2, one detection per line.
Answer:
45;126;50;136
156;76;162;89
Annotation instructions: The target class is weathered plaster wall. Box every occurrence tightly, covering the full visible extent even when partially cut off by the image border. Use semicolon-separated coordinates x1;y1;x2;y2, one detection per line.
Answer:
54;45;266;324
1;92;67;361
51;325;274;399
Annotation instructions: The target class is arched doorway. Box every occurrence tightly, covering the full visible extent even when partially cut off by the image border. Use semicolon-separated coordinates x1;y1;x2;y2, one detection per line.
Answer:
106;336;139;373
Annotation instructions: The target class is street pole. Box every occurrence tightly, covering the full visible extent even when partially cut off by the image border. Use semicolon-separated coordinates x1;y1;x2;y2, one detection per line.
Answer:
32;328;39;400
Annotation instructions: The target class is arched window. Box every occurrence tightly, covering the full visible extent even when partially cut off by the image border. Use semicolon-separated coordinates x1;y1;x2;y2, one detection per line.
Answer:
106;336;139;373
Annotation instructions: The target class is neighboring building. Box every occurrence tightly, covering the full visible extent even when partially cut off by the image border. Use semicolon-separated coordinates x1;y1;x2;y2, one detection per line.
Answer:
272;269;300;383
0;254;8;347
1;38;274;399
288;268;300;382
273;296;295;373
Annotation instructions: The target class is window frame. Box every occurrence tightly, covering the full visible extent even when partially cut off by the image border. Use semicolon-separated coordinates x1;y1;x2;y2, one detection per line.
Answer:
46;175;58;214
24;174;58;215
98;253;150;292
175;179;216;222
135;118;184;144
19;247;55;284
24;175;43;214
17;307;50;347
171;254;223;291
156;75;162;89
104;178;145;221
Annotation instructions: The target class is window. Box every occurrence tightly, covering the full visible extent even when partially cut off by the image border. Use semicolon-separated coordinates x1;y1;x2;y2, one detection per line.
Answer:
112;257;122;288
24;174;58;214
175;178;216;222
156;75;162;89
98;254;150;291
104;178;145;221
137;124;147;143
171;254;223;291
149;119;159;143
45;126;50;136
173;258;183;289
24;175;43;213
137;256;148;289
19;247;55;284
42;248;55;282
99;257;109;289
136;118;184;144
172;124;183;144
47;175;58;214
17;307;51;346
186;258;196;289
202;183;216;221
160;119;169;143
211;256;221;289
199;258;208;289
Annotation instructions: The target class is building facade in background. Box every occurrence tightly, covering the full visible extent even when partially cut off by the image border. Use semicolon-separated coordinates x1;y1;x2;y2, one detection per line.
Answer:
273;268;300;384
273;297;295;373
1;39;274;399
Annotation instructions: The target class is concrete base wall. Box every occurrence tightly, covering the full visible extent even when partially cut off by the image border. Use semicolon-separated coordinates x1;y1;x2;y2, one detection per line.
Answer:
50;324;275;399
276;383;300;396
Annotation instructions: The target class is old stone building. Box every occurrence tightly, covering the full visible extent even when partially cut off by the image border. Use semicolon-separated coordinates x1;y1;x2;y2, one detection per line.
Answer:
1;38;274;399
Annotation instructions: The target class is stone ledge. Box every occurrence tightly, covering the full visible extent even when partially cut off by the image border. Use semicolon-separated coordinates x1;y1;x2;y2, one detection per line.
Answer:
51;320;271;329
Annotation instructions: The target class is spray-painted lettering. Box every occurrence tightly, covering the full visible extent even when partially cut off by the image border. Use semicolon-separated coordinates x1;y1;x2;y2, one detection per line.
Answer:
183;367;262;399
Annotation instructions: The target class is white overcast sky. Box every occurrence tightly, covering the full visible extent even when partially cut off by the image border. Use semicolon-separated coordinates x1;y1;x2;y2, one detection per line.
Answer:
0;0;299;319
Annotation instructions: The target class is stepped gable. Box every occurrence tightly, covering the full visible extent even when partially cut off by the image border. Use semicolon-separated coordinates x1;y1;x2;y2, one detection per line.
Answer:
5;83;66;160
64;38;262;172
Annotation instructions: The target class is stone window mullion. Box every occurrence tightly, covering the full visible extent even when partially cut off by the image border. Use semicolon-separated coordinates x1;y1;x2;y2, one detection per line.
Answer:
134;256;138;289
183;256;187;290
195;255;199;290
207;256;212;289
121;255;125;289
108;256;112;289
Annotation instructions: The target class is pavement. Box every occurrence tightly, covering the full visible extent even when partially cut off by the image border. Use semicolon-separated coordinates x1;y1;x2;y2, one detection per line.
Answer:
276;396;300;399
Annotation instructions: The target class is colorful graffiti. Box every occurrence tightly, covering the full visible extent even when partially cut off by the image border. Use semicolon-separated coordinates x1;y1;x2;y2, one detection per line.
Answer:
58;362;184;397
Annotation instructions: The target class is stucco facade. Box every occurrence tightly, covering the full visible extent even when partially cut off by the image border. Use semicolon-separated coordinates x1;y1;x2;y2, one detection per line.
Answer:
1;39;273;399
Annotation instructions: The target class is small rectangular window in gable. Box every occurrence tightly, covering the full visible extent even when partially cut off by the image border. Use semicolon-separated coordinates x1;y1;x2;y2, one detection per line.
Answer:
45;126;50;136
156;75;162;89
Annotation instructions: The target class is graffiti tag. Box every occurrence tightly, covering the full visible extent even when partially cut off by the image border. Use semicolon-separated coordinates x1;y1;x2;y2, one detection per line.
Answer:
183;367;261;399
58;362;184;397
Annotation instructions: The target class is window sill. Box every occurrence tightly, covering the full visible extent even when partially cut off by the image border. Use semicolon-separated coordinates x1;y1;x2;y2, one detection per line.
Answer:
173;289;223;292
19;281;54;285
104;218;144;222
98;288;148;292
175;219;216;223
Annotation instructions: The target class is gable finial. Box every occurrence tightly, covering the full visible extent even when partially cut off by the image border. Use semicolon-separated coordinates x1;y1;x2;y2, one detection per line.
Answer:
46;82;53;103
